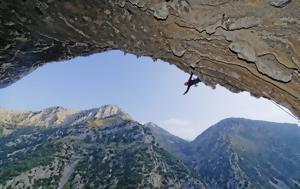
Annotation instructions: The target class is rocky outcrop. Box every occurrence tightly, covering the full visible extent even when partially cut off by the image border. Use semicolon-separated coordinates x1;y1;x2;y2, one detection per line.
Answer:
0;105;131;127
0;0;299;117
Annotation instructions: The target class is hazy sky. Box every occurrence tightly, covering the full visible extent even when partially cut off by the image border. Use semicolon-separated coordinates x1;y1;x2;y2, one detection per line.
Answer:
0;51;298;140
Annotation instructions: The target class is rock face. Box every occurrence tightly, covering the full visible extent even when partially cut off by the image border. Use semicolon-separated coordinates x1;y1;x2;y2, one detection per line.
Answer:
0;0;299;117
0;105;131;128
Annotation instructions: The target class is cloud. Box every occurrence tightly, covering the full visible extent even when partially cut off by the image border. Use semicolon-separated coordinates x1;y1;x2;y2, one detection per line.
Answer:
163;118;190;127
161;118;202;141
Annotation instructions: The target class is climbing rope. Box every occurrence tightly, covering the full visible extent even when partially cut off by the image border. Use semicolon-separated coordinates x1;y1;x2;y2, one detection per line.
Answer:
270;100;300;127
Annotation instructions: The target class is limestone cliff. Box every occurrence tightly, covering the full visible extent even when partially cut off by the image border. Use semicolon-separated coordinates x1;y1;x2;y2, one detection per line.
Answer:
0;105;131;127
0;0;299;117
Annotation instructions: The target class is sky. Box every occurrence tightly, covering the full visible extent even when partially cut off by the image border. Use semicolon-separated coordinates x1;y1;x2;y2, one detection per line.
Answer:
0;50;298;140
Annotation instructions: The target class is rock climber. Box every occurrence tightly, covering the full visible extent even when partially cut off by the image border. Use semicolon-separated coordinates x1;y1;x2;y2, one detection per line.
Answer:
183;73;201;95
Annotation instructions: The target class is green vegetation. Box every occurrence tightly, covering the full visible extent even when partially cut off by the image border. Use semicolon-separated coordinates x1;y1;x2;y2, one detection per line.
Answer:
0;118;205;188
33;178;55;189
0;142;60;184
10;116;300;189
62;181;71;189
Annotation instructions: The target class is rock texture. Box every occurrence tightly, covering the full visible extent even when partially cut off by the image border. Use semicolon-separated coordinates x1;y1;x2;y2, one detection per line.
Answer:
0;105;131;128
0;0;299;117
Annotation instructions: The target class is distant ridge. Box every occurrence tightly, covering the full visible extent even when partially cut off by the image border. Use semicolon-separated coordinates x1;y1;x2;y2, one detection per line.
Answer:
0;105;131;127
146;118;300;189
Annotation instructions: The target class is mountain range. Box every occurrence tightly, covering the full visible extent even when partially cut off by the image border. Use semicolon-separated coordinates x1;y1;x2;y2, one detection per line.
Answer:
0;105;299;189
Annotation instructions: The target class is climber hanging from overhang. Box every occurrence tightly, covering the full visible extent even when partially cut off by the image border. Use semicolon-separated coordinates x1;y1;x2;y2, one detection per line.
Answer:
183;72;201;95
